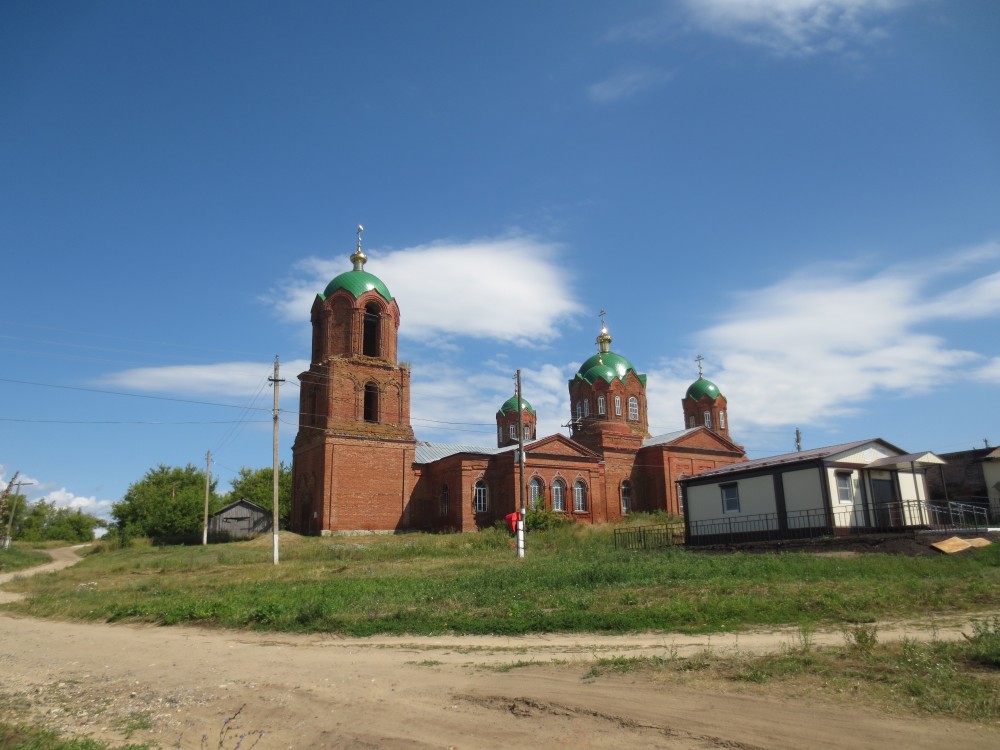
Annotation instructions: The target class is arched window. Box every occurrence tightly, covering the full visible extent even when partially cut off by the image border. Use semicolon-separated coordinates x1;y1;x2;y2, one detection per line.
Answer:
364;382;379;423
583;399;590;417
362;302;381;357
719;411;727;430
529;478;544;510
704;410;712;429
597;396;606;415
573;480;588;513
552;480;566;512
440;484;450;517
621;480;632;515
510;424;517;440
628;396;639;421
688;415;696;428
575;402;582;420
615;395;622;416
474;480;488;513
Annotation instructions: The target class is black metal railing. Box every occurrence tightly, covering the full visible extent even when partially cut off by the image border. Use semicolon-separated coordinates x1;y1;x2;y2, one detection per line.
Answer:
686;499;988;546
613;523;685;550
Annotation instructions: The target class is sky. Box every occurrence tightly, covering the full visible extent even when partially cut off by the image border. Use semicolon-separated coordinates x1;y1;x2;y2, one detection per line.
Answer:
2;0;998;521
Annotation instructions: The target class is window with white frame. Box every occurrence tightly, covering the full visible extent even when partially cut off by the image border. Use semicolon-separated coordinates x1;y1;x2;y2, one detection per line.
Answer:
552;479;566;512
573;480;588;512
440;484;449;517
688;415;695;428
529;478;544;509
615;395;622;416
510;424;517;440
597;396;606;415
575;402;582;420
628;396;639;421
583;399;590;417
836;473;854;504
474;480;488;513
704;410;712;429
721;483;740;513
719;411;726;430
620;480;632;514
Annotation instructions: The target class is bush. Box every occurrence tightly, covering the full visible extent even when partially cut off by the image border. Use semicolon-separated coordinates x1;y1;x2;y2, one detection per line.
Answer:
525;507;572;532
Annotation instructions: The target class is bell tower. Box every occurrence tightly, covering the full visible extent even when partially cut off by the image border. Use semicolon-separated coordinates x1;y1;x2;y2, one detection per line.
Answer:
292;227;416;535
682;356;731;440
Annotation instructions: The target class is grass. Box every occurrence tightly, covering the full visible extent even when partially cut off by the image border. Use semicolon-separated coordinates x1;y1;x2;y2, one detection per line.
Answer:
0;545;53;575
583;616;1000;725
3;523;1000;637
0;722;148;749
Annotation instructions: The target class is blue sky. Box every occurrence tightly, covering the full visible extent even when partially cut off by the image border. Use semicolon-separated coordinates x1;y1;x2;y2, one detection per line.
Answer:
2;0;998;520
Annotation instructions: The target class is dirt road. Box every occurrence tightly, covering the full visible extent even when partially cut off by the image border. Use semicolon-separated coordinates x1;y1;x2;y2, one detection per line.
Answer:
1;548;997;749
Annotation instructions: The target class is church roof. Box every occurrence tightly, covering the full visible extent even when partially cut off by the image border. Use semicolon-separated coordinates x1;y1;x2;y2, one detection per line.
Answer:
575;351;647;386
321;269;394;303
685;376;722;401
642;427;700;447
414;441;506;464
498;395;535;416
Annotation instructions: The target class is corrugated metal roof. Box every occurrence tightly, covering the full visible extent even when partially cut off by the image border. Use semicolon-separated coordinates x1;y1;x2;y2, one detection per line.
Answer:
684;438;881;481
642;428;698;448
414;441;503;464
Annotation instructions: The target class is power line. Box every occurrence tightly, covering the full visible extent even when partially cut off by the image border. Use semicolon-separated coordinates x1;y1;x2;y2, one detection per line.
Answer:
0;417;270;425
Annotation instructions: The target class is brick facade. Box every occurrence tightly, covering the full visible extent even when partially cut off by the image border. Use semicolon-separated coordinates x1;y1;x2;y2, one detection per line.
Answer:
291;247;746;535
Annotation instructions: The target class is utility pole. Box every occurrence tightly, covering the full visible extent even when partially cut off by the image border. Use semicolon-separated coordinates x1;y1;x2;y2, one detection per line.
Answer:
3;479;35;550
269;356;285;566
202;450;211;545
516;369;526;559
795;428;802;452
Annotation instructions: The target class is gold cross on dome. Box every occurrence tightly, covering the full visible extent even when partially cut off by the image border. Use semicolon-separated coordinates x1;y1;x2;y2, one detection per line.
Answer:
695;354;704;377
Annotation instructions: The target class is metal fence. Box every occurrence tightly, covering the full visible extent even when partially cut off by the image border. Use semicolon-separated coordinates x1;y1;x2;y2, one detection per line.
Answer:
613;523;685;551
686;499;989;546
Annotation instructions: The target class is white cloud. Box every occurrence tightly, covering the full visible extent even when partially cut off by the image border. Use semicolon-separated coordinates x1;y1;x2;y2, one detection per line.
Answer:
0;468;114;521
101;360;309;399
588;66;677;104
266;235;582;344
633;0;916;57
693;249;998;428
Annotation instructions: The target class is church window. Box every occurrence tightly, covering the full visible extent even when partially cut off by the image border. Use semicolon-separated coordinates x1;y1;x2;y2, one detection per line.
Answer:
583;399;590;417
621;481;632;515
497;426;502;444
628;397;639;421
704;411;712;429
510;424;517;440
552;480;566;512
440;485;450;517
529;478;544;510
474;480;488;513
573;480;588;513
363;302;381;357
720;411;726;429
364;382;379;423
575;402;582;420
721;483;740;513
597;396;606;415
615;395;622;416
688;415;696;428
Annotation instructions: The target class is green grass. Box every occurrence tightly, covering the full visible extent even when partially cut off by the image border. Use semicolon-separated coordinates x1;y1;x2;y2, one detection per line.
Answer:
3;525;1000;636
0;545;53;575
0;722;149;749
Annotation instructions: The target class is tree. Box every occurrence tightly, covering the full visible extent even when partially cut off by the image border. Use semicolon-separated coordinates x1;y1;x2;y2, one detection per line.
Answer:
228;462;292;528
112;464;221;543
16;499;104;542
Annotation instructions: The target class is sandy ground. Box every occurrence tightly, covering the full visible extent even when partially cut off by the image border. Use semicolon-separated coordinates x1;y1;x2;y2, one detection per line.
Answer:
1;547;998;749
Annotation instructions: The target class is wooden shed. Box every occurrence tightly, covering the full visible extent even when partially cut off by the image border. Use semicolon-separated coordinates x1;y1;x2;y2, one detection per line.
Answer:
208;499;272;540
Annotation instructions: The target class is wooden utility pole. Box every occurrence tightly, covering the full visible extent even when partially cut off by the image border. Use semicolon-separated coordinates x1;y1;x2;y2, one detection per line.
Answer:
202;450;211;545
269;356;284;566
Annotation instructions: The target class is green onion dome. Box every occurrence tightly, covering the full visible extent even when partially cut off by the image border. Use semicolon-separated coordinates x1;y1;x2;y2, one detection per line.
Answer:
575;352;646;386
686;377;722;401
321;269;393;302
498;395;535;416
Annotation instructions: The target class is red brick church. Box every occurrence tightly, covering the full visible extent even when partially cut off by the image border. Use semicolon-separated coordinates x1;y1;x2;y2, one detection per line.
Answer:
291;236;745;534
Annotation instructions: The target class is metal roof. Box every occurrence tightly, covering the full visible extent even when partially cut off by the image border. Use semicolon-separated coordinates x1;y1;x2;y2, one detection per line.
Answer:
413;441;504;464
682;438;883;481
642;428;699;448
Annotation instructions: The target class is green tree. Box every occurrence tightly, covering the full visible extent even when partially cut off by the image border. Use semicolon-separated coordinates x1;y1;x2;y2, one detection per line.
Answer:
112;464;221;543
0;493;28;541
17;499;104;542
228;462;292;528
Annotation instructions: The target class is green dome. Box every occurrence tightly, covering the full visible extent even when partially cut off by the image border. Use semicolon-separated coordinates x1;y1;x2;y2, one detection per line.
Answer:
575;352;646;386
321;269;394;302
498;395;535;416
686;377;722;401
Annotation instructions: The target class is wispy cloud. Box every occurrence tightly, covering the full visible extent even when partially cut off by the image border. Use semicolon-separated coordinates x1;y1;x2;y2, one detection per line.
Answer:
266;234;582;344
588;66;677;104
101;361;309;399
614;0;916;58
694;244;1000;428
0;468;115;520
